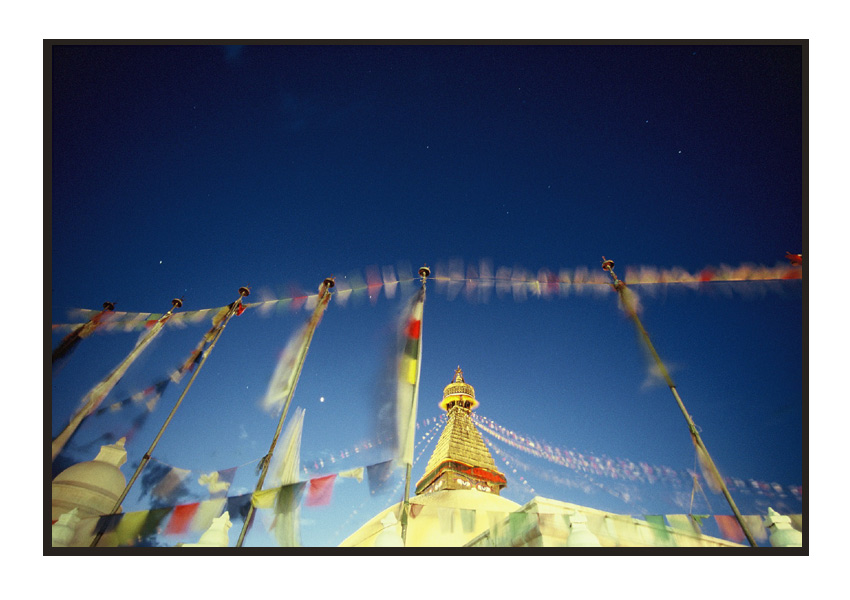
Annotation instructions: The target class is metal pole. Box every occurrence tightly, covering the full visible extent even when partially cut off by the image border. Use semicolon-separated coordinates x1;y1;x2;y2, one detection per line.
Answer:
90;287;249;547
601;257;758;547
235;278;334;548
400;265;429;546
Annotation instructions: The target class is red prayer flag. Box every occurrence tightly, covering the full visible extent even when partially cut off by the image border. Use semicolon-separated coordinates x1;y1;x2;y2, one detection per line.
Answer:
714;515;746;543
405;318;421;339
164;502;200;535
305;474;337;507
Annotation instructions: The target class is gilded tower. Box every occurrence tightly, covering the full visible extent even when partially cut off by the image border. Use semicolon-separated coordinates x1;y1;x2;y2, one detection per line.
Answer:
414;367;507;496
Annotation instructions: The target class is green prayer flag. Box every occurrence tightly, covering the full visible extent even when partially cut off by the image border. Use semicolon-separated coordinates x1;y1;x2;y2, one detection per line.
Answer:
644;515;672;545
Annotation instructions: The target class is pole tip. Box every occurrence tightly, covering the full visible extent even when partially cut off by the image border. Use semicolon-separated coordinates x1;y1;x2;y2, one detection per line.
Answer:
323;277;336;289
238;286;251;297
171;298;183;309
601;257;615;272
419;265;431;278
103;301;115;311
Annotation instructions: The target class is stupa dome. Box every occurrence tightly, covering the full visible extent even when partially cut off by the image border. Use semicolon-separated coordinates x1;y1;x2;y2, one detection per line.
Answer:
52;437;128;522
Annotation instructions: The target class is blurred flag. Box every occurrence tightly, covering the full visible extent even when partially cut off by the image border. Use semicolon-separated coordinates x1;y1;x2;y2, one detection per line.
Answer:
261;290;331;414
268;407;306;487
644;515;673;544
338;466;365;483
198;467;237;498
741;515;768;543
189;498;227;533
274;482;308;547
367;460;395;496
226;494;252;524
165;503;200;535
715;515;746;543
152;466;192;504
52;303;116;366
267;406;306;546
396;287;425;466
306;474;337;507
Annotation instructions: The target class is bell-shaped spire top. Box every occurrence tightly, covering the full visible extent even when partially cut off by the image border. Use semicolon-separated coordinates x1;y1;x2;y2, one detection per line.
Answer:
440;365;479;411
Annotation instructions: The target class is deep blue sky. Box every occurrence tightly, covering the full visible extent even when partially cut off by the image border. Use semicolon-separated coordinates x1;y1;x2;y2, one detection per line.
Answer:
50;43;803;546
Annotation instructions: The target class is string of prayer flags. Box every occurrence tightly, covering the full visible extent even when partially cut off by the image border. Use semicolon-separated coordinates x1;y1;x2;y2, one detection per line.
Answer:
396;286;425;466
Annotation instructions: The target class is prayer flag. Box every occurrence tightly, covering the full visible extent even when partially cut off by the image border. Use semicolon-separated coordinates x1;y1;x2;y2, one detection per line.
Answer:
112;510;150;547
93;513;122;538
410;503;425;519
274;481;307;547
261;290;330;414
198;467;237;497
367;460;395;495
226;494;252;523
165;502;200;535
396;287;425;465
190;498;227;533
268;407;306;487
306;474;337;507
139;507;173;540
460;508;477;533
52;304;115;365
152;466;192;504
689;514;710;534
666;514;700;536
438;508;455;533
252;488;278;509
508;512;529;542
715;515;746;543
338;466;365;483
741;515;768;543
644;515;673;545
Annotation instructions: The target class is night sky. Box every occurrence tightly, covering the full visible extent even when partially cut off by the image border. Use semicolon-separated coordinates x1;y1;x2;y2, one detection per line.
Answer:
49;43;804;549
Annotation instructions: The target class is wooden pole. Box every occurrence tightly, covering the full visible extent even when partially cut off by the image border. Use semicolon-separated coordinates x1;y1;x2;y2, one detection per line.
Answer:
235;278;334;548
601;257;758;547
90;288;249;547
400;265;429;546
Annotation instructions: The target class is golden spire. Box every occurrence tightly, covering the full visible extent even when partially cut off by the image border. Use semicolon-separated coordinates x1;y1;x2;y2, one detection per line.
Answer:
415;367;506;496
440;365;479;411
